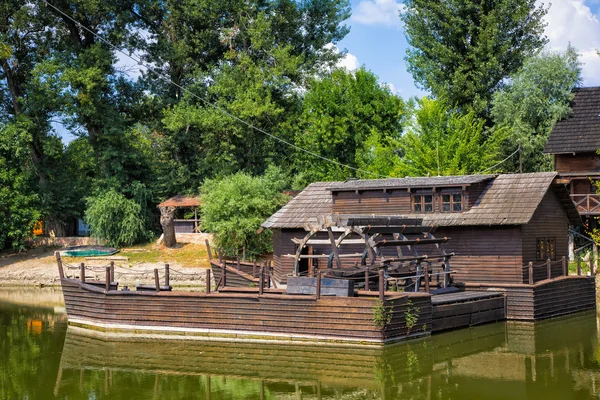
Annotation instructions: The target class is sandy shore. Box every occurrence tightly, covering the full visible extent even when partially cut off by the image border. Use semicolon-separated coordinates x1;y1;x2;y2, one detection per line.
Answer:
0;247;210;288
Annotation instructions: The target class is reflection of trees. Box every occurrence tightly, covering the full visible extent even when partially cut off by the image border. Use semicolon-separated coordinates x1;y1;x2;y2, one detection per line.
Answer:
0;304;66;399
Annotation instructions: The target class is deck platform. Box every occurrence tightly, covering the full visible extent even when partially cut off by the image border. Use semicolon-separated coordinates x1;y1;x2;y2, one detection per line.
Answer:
431;291;505;332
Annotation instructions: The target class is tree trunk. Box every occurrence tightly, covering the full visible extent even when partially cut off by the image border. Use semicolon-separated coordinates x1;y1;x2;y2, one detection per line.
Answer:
160;206;177;248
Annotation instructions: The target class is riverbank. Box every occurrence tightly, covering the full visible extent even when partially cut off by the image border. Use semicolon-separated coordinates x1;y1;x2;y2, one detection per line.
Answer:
0;241;212;288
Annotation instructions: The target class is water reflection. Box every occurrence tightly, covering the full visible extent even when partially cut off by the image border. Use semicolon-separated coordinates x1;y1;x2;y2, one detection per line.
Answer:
1;290;600;399
54;312;600;399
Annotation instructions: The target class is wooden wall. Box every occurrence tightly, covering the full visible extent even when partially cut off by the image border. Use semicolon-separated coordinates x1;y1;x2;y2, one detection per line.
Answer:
462;276;596;320
62;279;432;344
520;191;569;282
432;226;523;284
331;185;484;215
555;152;600;173
332;189;411;214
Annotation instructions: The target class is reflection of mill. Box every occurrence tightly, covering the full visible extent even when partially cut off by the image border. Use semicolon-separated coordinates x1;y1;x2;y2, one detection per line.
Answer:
53;311;600;399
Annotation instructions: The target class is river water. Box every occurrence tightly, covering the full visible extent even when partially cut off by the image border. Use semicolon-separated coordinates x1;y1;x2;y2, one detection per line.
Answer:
1;288;600;400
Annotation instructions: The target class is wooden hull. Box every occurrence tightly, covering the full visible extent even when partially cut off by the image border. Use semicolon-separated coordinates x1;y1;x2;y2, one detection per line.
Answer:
60;278;432;345
460;275;596;320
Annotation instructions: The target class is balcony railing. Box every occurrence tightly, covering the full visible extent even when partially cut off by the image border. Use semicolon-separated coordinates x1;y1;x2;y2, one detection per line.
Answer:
571;194;600;215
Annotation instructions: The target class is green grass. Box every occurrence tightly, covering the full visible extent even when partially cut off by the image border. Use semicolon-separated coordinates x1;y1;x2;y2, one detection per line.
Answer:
63;242;210;267
120;242;210;267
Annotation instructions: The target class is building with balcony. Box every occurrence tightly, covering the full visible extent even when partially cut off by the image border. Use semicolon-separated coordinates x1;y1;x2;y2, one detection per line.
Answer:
544;87;600;221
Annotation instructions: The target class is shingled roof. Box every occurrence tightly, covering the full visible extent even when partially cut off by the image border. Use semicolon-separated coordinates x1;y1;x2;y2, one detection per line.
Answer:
261;182;332;229
262;173;580;229
544;87;600;154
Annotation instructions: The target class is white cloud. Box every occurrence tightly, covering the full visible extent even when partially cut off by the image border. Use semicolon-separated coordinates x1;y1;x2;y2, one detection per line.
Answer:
352;0;405;29
385;82;398;93
338;52;360;71
539;0;600;85
325;43;361;71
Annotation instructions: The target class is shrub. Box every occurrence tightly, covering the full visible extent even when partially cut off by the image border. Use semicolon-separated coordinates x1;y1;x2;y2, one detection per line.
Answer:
85;190;153;247
200;166;289;258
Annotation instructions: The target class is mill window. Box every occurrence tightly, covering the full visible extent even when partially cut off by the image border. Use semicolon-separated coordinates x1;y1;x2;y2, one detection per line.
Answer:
536;237;556;261
412;194;433;213
441;193;463;212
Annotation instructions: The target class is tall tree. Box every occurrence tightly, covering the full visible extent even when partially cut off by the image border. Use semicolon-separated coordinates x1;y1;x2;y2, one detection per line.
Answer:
401;0;548;117
491;47;582;172
398;98;506;176
293;68;408;185
158;1;350;192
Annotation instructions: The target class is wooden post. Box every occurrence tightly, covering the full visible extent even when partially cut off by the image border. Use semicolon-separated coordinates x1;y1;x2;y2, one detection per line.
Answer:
154;268;160;292
364;267;369;291
528;262;534;285
577;257;581;276
423;265;430;294
259;266;264;295
80;263;85;283
308;246;314;277
593;243;598;276
105;267;110;292
206;269;211;294
165;264;170;287
222;263;227;287
562;256;567;276
378;269;385;301
55;252;64;279
327;227;342;269
242;246;246;262
217;248;224;264
205;240;212;260
443;258;450;288
110;261;115;283
547;258;551;280
316;271;321;300
267;261;271;289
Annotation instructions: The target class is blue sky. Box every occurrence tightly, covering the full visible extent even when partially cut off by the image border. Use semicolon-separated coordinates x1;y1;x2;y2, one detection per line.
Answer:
339;0;600;99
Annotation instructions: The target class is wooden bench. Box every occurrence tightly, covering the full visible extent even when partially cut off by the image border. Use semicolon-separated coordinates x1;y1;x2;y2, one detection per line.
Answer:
286;277;354;297
136;284;173;292
85;281;118;291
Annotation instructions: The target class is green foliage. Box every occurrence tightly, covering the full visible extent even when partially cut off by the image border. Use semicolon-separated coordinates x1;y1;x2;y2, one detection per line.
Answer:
404;300;420;334
200;166;290;258
0;119;40;250
85;190;153;248
491;47;582;172
372;300;394;329
401;0;548;116
294;68;408;186
398;98;507;176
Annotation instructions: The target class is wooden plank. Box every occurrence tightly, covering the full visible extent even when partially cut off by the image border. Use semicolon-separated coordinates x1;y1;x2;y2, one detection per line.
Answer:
432;297;505;318
286;277;354;297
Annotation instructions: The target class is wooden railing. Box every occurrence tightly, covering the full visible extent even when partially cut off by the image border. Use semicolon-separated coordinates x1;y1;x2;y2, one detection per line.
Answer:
571;194;600;214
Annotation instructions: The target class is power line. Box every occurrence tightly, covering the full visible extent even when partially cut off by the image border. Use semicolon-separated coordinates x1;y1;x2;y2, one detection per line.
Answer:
479;147;520;174
40;0;388;178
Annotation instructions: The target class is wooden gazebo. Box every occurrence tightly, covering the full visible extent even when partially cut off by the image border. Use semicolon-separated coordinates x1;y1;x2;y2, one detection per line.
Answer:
157;195;202;234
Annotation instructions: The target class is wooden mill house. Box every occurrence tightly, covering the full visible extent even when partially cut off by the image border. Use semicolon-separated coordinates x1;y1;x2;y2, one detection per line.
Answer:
262;172;580;287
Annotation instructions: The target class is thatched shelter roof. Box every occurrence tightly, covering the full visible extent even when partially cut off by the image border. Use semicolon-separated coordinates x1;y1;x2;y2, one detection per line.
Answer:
157;195;202;208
